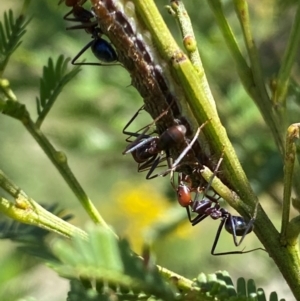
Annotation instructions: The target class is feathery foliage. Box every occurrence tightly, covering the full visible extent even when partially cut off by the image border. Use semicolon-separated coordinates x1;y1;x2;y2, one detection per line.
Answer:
35;55;81;127
0;9;28;73
196;272;286;301
50;225;177;301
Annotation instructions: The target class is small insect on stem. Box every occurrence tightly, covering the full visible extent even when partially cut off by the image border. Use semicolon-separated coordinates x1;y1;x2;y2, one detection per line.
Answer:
59;0;118;66
173;163;265;255
71;27;118;66
122;105;184;179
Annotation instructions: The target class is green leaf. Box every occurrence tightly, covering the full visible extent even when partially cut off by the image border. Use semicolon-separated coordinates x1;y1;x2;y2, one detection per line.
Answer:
68;279;115;301
195;272;284;301
49;225;177;301
35;55;81;128
0;9;29;72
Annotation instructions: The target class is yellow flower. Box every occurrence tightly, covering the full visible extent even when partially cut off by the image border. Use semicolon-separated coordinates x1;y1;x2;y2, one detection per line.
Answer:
109;181;170;250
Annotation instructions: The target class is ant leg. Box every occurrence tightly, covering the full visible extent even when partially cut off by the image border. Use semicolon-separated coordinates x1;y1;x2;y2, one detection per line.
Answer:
211;218;236;255
161;149;173;178
146;148;176;179
123;136;155;155
227;215;256;247
185;207;194;223
134;106;170;135
66;21;98;31
63;9;75;21
191;213;209;226
125;99;175;140
212;216;265;255
123;105;170;146
72;40;96;66
138;155;158;172
145;155;162;179
122;105;145;139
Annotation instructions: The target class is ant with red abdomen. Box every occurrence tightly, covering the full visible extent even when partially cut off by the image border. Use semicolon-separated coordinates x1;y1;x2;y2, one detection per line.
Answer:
173;171;264;255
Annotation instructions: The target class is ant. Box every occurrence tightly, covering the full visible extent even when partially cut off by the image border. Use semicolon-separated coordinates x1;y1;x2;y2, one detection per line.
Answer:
59;0;118;66
58;0;89;23
122;105;178;179
71;27;118;66
173;171;264;255
122;105;206;179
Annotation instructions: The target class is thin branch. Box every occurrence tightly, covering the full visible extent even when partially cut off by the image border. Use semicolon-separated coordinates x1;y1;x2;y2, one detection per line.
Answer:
281;124;300;244
0;96;107;227
274;3;300;107
0;169;88;239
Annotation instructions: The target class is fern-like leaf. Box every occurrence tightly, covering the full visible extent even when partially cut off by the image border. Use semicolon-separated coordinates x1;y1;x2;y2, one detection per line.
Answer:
35;55;81;128
68;279;112;301
50;225;177;301
0;9;29;72
196;271;285;301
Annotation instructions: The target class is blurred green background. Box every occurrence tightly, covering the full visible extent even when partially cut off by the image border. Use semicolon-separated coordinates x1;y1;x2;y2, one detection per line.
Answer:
1;0;299;300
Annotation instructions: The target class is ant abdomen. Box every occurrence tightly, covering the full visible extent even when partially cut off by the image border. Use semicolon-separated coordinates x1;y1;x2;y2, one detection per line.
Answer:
225;216;254;236
91;38;118;63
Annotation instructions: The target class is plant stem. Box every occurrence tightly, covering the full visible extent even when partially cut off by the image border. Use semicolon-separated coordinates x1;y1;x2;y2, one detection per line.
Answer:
133;0;300;299
281;124;300;244
208;0;285;153
1;97;107;227
274;3;300;107
167;0;216;111
167;1;202;73
0;169;88;239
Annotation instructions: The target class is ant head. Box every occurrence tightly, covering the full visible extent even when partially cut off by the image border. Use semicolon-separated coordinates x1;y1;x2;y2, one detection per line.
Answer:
175;117;193;137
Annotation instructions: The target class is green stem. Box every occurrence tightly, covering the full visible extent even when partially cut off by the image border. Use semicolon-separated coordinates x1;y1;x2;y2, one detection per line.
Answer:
207;0;250;77
167;0;216;111
171;53;256;209
0;78;17;101
1;98;107;227
0;196;88;239
134;0;254;206
281;124;300;244
167;1;202;74
208;0;284;153
0;169;87;239
157;265;198;293
274;3;300;107
133;0;300;299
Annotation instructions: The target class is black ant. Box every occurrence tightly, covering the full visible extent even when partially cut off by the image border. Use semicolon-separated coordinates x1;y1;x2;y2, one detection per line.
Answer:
122;106;206;179
59;0;89;23
173;172;264;255
59;0;118;66
71;27;118;66
59;0;92;30
122;106;179;179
